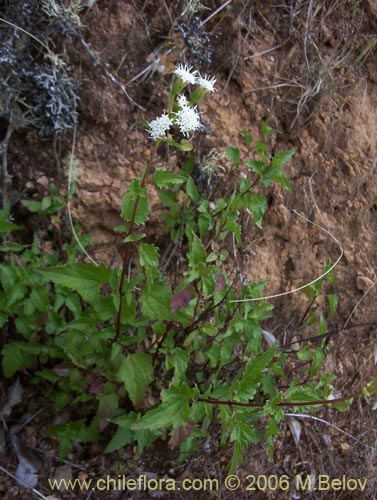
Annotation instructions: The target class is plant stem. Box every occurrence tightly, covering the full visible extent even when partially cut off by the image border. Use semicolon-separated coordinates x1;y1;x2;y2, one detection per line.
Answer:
195;393;354;408
115;142;159;341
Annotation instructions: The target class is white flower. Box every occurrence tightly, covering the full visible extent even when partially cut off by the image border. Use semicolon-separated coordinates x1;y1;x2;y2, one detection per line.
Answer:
196;74;217;92
147;112;173;141
175;105;202;137
177;94;189;108
174;63;198;85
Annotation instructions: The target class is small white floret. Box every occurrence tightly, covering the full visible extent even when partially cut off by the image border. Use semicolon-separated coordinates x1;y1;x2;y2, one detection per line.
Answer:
174;63;198;85
196;74;217;92
147;112;173;141
177;94;189;108
175;105;202;137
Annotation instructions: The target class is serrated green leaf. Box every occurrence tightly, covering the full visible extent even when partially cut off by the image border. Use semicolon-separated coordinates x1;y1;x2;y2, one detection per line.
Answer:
97;394;119;420
165;348;188;384
2;344;26;377
40;263;111;303
0;220;23;234
186;177;199;203
233;344;277;401
265;418;280;457
189;233;206;265
123;233;145;243
229;440;243;474
152;170;186;188
121;179;150;225
231;420;257;447
225;147;240;166
311;348;325;376
104;426;134;453
134;387;193;431
240;130;253;146
246;193;267;228
255;140;268;158
260;122;276;137
245;159;266;176
140;280;173;320
118;353;153;407
2;342;39;377
271;149;295;167
138;244;159;268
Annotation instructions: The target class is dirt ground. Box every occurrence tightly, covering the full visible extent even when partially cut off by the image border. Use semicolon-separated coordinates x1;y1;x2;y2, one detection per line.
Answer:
1;0;376;499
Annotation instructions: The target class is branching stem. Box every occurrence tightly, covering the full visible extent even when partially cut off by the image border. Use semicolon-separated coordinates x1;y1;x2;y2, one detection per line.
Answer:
115;142;159;341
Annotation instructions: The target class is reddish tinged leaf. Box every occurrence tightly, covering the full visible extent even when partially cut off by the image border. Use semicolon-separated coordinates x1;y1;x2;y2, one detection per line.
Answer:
171;286;195;313
215;272;226;291
86;374;104;395
53;363;72;378
169;423;194;449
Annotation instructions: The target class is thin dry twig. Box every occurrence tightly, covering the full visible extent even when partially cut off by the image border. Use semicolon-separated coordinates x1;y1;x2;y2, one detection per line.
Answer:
200;0;232;26
344;279;377;328
284;413;376;450
0;465;48;500
67;126;98;266
231;209;343;303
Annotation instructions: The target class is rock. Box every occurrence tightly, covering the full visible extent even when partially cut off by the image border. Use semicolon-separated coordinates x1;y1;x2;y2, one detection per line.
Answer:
356;275;374;293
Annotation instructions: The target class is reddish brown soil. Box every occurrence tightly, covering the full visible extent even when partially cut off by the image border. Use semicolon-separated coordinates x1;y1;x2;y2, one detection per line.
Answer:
1;1;376;499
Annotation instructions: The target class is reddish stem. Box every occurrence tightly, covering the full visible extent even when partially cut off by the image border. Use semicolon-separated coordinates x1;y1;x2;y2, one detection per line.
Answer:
115;142;159;341
194;393;354;408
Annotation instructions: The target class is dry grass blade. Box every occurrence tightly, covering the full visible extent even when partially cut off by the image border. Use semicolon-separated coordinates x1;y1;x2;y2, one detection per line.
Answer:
231;210;343;303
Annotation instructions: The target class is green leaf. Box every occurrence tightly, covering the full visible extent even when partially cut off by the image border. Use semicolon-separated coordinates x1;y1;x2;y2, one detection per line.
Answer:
246;193;267;228
118;353;153;407
318;312;327;335
140;280;173;321
43;419;100;460
152;170;186;188
123;233;145;243
240;130;253;147
21;200;42;213
138;244;159;269
327;293;339;318
41;263;111;303
255;140;268;158
232;344;277;401
97;394;119;420
135;400;186;431
186;177;199;203
229;440;243;474
165;349;188;384
189;233;206;265
265;418;280;457
121;179;150;225
245;159;266;176
225;147;240;166
134;386;195;431
2;342;35;377
179;139;193;152
271;149;295;167
260;122;276;137
230;421;259;449
104;426;134;453
0;221;23;234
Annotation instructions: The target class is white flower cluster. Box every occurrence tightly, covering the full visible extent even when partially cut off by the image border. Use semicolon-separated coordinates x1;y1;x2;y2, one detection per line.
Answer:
146;63;216;141
147;112;173;141
175;94;202;137
174;63;216;92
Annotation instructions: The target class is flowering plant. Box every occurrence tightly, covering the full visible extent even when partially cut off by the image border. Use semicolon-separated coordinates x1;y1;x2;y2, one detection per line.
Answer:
146;63;215;142
1;61;346;476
